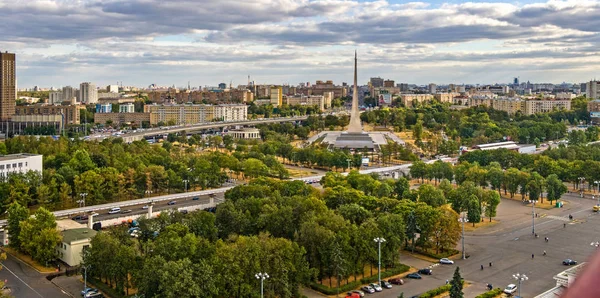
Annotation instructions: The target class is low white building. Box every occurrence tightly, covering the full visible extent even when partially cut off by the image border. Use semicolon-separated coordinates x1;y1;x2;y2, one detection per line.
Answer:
0;154;43;178
226;128;261;139
55;220;97;267
119;103;135;113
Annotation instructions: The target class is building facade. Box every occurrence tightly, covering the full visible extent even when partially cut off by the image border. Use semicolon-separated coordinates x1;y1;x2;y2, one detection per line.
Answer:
79;82;98;104
586;80;600;99
95;103;112;113
226;128;261;139
370;77;384;88
401;94;434;107
0;153;43;178
14;104;82;125
94;112;150;126
214;104;248;121
523;99;571;115
270;87;282;107
0;52;16;121
285;95;329;111
49;91;63;105
119;103;135;113
62;86;77;103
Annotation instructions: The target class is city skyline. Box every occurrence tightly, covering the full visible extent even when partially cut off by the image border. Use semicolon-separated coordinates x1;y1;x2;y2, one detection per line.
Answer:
2;0;600;87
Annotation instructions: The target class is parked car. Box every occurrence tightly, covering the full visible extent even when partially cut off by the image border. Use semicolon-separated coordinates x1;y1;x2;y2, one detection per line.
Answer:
503;284;517;294
81;288;96;297
440;258;454;264
563;259;578;265
347;290;365;297
380;280;392;289
388;277;404;285
108;207;121;214
167;200;176;205
369;283;383;292
418;268;433;275
361;286;375;294
406;273;422;279
86;292;104;298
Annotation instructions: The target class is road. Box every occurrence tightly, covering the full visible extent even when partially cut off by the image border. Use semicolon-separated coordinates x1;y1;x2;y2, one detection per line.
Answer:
356;195;599;298
0;254;69;298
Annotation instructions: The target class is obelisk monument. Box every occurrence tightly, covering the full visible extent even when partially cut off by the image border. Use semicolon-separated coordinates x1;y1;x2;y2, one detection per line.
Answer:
347;51;363;134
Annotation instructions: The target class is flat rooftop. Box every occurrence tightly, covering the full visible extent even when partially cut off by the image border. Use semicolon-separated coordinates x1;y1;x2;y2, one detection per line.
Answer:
0;153;42;162
61;228;97;244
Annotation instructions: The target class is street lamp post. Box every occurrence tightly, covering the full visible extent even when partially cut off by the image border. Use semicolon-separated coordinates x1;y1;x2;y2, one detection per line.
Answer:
183;179;189;192
513;273;528;297
595;181;600;194
461;211;466;259
346;158;352;171
255;272;269;298
532;200;537;235
374;237;386;286
82;265;91;293
145;190;153;197
579;177;586;196
79;193;88;208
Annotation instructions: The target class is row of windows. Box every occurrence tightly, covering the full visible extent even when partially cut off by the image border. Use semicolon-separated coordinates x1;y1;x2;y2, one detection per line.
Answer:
0;162;26;170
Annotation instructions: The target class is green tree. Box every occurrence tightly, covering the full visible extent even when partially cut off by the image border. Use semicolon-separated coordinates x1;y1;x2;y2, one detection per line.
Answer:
504;168;521;198
450;267;464;298
466;195;481;227
18;207;62;264
546;174;567;205
417;184;446;207
7;202;29;251
410;160;427;183
483;191;500;222
394;177;410;198
486;162;504;193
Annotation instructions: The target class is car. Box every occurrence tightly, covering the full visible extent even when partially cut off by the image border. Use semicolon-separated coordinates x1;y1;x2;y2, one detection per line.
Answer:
347;290;365;297
388;277;404;285
167;201;176;205
361;286;375;294
72;215;88;221
180;210;188;214
440;258;454;264
121;209;132;214
406;273;422;279
86;292;104;298
503;284;517;294
108;207;121;214
563;259;578;265
369;283;383;292
81;288;97;296
142;205;149;209
418;268;433;275
192;197;200;200
380;281;392;289
90;212;99;216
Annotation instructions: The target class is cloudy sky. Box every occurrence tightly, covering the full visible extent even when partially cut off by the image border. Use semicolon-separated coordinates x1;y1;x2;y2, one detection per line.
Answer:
2;0;600;88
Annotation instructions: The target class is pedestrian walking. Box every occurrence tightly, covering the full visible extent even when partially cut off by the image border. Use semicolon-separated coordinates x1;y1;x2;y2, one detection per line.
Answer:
564;223;566;228
532;253;535;259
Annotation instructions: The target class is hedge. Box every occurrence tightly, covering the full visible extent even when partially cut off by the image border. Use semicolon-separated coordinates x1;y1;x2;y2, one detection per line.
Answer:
418;280;465;298
308;264;410;295
475;288;503;298
406;247;460;259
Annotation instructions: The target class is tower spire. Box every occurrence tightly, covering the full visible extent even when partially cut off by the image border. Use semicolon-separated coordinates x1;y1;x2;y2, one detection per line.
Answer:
347;50;362;133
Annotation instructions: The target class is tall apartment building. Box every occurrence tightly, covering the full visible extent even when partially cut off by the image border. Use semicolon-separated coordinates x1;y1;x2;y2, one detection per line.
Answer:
62;86;77;103
370;77;384;88
95;103;112;113
428;83;437;94
468;97;571;115
79;82;98;104
107;85;119;93
383;80;395;88
270;87;282;107
310;80;347;98
586;80;600;99
401;94;434;107
49;91;62;105
0;52;16;121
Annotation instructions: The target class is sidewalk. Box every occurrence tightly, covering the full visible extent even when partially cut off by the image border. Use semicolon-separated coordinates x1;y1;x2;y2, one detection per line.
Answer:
51;275;81;298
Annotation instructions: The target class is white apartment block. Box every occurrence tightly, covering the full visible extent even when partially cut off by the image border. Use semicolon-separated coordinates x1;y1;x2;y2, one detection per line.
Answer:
214;104;248;121
79;82;98;104
0;154;43;178
586;81;600;99
49;91;63;105
119;103;135;113
107;85;119;93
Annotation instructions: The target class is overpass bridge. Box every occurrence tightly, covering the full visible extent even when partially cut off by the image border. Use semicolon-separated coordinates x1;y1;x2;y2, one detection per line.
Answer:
113;116;309;142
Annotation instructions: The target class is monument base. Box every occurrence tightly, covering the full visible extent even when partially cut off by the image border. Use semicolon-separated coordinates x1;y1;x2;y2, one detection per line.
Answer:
333;132;375;149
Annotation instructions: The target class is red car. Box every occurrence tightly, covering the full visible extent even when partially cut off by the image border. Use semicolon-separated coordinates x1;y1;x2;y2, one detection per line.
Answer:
388;277;404;285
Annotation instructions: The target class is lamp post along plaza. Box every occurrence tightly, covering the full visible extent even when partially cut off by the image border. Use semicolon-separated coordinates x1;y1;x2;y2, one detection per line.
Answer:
374;237;386;286
532;200;537;235
513;273;528;297
183;179;189;192
461;212;466;259
255;272;269;298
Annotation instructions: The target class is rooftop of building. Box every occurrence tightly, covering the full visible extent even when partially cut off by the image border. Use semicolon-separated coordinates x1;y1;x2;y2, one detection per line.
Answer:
56;219;86;231
61;228;97;244
0;153;42;162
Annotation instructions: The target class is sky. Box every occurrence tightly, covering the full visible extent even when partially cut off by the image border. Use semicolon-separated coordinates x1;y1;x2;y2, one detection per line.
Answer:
1;0;600;88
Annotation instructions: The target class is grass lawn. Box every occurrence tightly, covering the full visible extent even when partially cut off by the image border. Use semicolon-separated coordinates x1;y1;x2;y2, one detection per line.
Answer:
287;168;320;178
463;219;499;232
3;247;57;273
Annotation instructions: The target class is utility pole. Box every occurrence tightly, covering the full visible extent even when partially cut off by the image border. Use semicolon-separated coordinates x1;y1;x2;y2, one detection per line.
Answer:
461;212;466;259
374;238;386;286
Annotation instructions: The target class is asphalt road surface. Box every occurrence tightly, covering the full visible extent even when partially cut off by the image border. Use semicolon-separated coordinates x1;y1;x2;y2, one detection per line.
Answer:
0;254;69;298
361;195;599;298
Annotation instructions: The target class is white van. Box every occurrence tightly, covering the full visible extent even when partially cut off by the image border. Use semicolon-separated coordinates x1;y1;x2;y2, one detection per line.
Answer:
108;207;121;214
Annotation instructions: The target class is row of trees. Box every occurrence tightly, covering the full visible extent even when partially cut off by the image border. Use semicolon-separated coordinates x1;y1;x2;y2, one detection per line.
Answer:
0;136;292;213
410;159;568;205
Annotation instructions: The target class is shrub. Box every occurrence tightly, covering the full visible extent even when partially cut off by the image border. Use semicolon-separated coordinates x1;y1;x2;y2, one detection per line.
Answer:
475;288;503;298
406;247;459;259
417;280;465;298
308;264;410;295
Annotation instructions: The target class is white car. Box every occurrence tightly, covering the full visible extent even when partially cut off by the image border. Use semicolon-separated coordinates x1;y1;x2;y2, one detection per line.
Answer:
108;207;121;214
440;258;454;264
369;283;383;292
503;284;517;294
